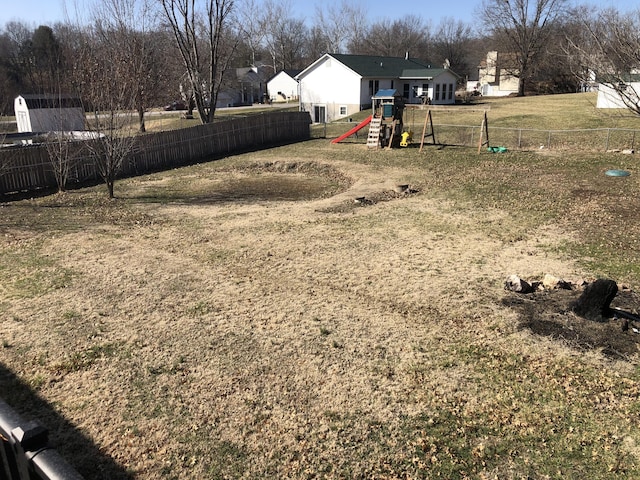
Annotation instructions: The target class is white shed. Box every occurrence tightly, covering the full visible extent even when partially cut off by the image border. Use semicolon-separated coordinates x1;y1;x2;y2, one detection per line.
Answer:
267;70;300;102
14;94;85;133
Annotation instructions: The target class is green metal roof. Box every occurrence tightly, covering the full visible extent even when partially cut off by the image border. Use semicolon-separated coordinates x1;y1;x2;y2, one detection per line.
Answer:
329;53;432;78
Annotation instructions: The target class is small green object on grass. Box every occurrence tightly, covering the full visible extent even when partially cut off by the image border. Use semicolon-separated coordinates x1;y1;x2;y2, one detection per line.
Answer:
488;146;508;153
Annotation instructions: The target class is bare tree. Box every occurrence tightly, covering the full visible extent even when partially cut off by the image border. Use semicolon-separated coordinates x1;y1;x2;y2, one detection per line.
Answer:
480;0;567;96
313;1;367;54
45;130;84;193
263;0;309;71
235;0;268;66
565;6;640;113
0;101;10;181
95;0;163;132
73;23;139;198
432;18;474;77
349;16;431;61
160;0;238;124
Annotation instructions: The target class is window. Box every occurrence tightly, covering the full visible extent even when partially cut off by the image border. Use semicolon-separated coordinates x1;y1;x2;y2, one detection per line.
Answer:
403;83;410;98
435;84;440;101
412;85;419;97
449;84;454;100
339;105;347;116
369;80;380;95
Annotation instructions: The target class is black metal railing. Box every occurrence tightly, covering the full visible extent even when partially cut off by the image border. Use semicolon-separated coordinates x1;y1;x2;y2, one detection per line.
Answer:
0;398;83;480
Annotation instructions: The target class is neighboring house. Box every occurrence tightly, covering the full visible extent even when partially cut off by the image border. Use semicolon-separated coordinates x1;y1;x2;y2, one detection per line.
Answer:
14;94;85;133
235;66;270;105
214;90;241;109
213;66;271;108
596;74;640;109
296;53;460;123
267;70;301;102
477;51;519;97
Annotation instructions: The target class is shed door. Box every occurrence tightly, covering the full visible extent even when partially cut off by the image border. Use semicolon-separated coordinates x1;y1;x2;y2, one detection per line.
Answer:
17;111;30;132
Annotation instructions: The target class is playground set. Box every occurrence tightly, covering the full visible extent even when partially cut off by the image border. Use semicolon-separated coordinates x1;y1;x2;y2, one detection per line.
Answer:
331;89;491;152
331;89;410;149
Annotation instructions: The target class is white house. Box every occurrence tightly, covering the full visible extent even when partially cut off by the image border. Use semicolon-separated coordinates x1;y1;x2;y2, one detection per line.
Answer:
477;51;519;97
296;53;460;123
14;94;85;133
596;78;640;109
267;70;300;102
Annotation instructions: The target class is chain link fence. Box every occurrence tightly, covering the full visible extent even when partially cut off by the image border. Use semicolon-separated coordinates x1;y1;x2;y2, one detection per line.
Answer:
313;120;640;153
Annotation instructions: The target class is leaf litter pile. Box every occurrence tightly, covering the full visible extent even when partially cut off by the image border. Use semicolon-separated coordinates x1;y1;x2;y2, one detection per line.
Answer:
1;152;640;479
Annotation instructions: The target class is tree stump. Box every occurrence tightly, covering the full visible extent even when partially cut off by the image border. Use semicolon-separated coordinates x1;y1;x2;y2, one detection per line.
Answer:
570;279;618;321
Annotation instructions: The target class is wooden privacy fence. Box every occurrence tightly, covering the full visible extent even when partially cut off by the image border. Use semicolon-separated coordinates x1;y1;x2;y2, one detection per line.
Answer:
0;111;311;196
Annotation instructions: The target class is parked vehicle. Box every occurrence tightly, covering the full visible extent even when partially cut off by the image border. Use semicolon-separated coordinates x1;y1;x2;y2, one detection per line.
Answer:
164;101;187;111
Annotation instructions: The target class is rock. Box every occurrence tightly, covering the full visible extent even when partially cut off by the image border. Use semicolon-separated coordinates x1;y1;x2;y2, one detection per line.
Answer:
542;273;572;290
570;278;618;321
505;274;534;294
575;279;589;289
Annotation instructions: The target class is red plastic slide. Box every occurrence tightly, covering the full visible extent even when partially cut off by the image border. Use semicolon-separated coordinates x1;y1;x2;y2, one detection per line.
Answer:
330;115;372;144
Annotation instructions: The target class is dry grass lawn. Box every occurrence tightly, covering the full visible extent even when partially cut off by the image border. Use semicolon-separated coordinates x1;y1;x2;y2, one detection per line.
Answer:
2;94;640;479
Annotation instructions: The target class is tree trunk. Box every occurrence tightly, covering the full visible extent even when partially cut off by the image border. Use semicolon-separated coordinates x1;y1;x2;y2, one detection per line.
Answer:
107;181;115;199
138;106;146;133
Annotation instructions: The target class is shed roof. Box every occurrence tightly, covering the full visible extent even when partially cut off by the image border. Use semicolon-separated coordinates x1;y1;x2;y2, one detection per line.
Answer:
373;89;401;97
268;69;302;82
17;94;83;109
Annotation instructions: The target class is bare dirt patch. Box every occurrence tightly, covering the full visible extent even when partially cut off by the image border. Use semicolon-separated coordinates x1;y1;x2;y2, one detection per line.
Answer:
504;286;640;360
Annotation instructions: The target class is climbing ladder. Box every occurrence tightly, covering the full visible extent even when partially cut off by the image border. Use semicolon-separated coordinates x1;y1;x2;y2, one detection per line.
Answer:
367;116;383;148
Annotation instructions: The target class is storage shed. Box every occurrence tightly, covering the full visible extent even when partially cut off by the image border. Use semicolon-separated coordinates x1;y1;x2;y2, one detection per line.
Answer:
14;94;85;133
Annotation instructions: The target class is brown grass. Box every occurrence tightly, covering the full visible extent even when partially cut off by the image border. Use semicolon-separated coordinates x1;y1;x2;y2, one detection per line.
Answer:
2;95;640;478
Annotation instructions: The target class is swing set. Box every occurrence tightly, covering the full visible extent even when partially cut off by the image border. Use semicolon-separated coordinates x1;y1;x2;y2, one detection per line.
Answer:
416;108;491;153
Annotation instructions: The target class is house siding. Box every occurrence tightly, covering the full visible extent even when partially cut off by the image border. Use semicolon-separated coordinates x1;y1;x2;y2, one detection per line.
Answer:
596;82;640;109
299;57;363;122
399;72;459;105
478;51;519;97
